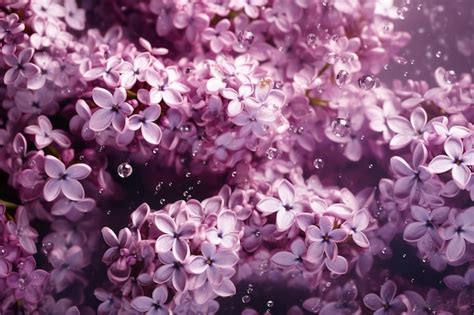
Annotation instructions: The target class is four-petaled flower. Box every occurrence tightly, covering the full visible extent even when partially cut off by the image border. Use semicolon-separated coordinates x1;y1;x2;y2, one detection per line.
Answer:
131;286;170;315
43;155;91;201
129;106;162;145
429;136;474;189
154;213;196;261
24;115;71;149
363;280;407;315
89;87;133;132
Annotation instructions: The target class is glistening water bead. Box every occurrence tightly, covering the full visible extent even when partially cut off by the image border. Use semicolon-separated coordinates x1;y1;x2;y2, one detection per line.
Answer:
444;70;457;84
237;30;254;48
331;118;351;137
313;158;324;169
358;74;376;90
117;162;133;178
336;70;349;86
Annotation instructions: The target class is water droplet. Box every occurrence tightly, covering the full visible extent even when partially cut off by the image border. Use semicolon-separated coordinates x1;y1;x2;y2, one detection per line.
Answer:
416;4;422;10
335;70;349;86
117;162;133;178
266;147;278;160
368;163;374;169
444;70;457;84
313;158;324;169
152;148;159;154
321;0;329;6
168;182;173;187
381;247;388;255
18;278;26;290
435;50;442;58
306;33;317;47
41;242;54;255
0;246;6;255
395;56;408;65
274;81;283;89
231;171;237;177
402;253;407;258
237;30;254;48
242;295;251;303
358;74;376;90
331;118;351;137
106;210;112;215
246;286;254;294
99;188;104;194
266;301;274;308
255;230;261;237
98;145;105;152
397;6;408;19
185;172;191;178
159;198;166;205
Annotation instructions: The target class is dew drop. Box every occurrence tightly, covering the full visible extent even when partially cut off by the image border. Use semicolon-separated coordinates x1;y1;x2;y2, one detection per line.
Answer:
41;241;54;255
266;300;274;308
306;33;317;47
185;172;191;178
246;286;254;294
117;162;133;178
152;148;159;154
416;4;422;10
106;210;112;215
231;171;237;177
266;147;278;160
0;246;6;255
358;74;376;90
324;52;339;64
159;198;166;205
242;295;251;303
255;230;261;237
444;70;457;84
395;56;408;65
237;30;254;48
335;70;349;87
435;50;442;58
18;278;26;290
368;163;374;169
313;158;324;170
402;253;407;258
99;188;104;195
331;118;350;137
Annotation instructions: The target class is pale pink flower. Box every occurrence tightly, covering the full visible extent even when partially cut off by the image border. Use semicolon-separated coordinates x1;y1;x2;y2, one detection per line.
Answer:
429;136;474;189
387;107;428;150
24;115;71;149
202;19;236;53
3;48;40;85
206;210;239;248
89;87;133;132
128;106;162;145
154;213;196;261
43;155;91;201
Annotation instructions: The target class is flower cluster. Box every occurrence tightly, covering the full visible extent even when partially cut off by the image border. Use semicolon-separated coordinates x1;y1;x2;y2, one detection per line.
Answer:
0;0;473;314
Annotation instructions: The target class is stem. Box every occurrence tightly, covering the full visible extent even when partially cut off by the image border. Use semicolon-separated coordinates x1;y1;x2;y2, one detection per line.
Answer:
317;63;330;77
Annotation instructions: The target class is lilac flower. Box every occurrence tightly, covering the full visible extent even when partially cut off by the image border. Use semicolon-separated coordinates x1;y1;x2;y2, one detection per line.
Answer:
429;136;474;189
363;280;407;315
70;99;95;140
202;19;236;53
153;251;188;292
257;179;305;231
145;68;189;107
5;206;38;254
129;106;162;145
64;0;85;30
221;84;254;117
403;205;449;242
390;143;440;201
342;210;370;248
443;268;474;309
206;210;239;248
14;89;58;114
3;48;40;85
6;256;49;305
387;107;428;150
84;56;122;87
43;155;91;201
404;289;445;315
24;115;71;149
150;0;175;37
131;286;170;315
232;0;267;19
120;52;151;88
319;282;360;315
173;8;210;42
270;238;310;268
31;0;65;18
89;87;133;132
242;214;275;252
439;207;474;262
187;242;239;284
306;216;348;260
154;213;196;261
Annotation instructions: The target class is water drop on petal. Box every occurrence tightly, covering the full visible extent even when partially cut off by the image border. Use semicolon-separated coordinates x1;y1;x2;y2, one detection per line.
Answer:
266;147;278;160
444;70;457;84
331;118;351;137
237;30;254;48
335;70;349;86
358;74;376;90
